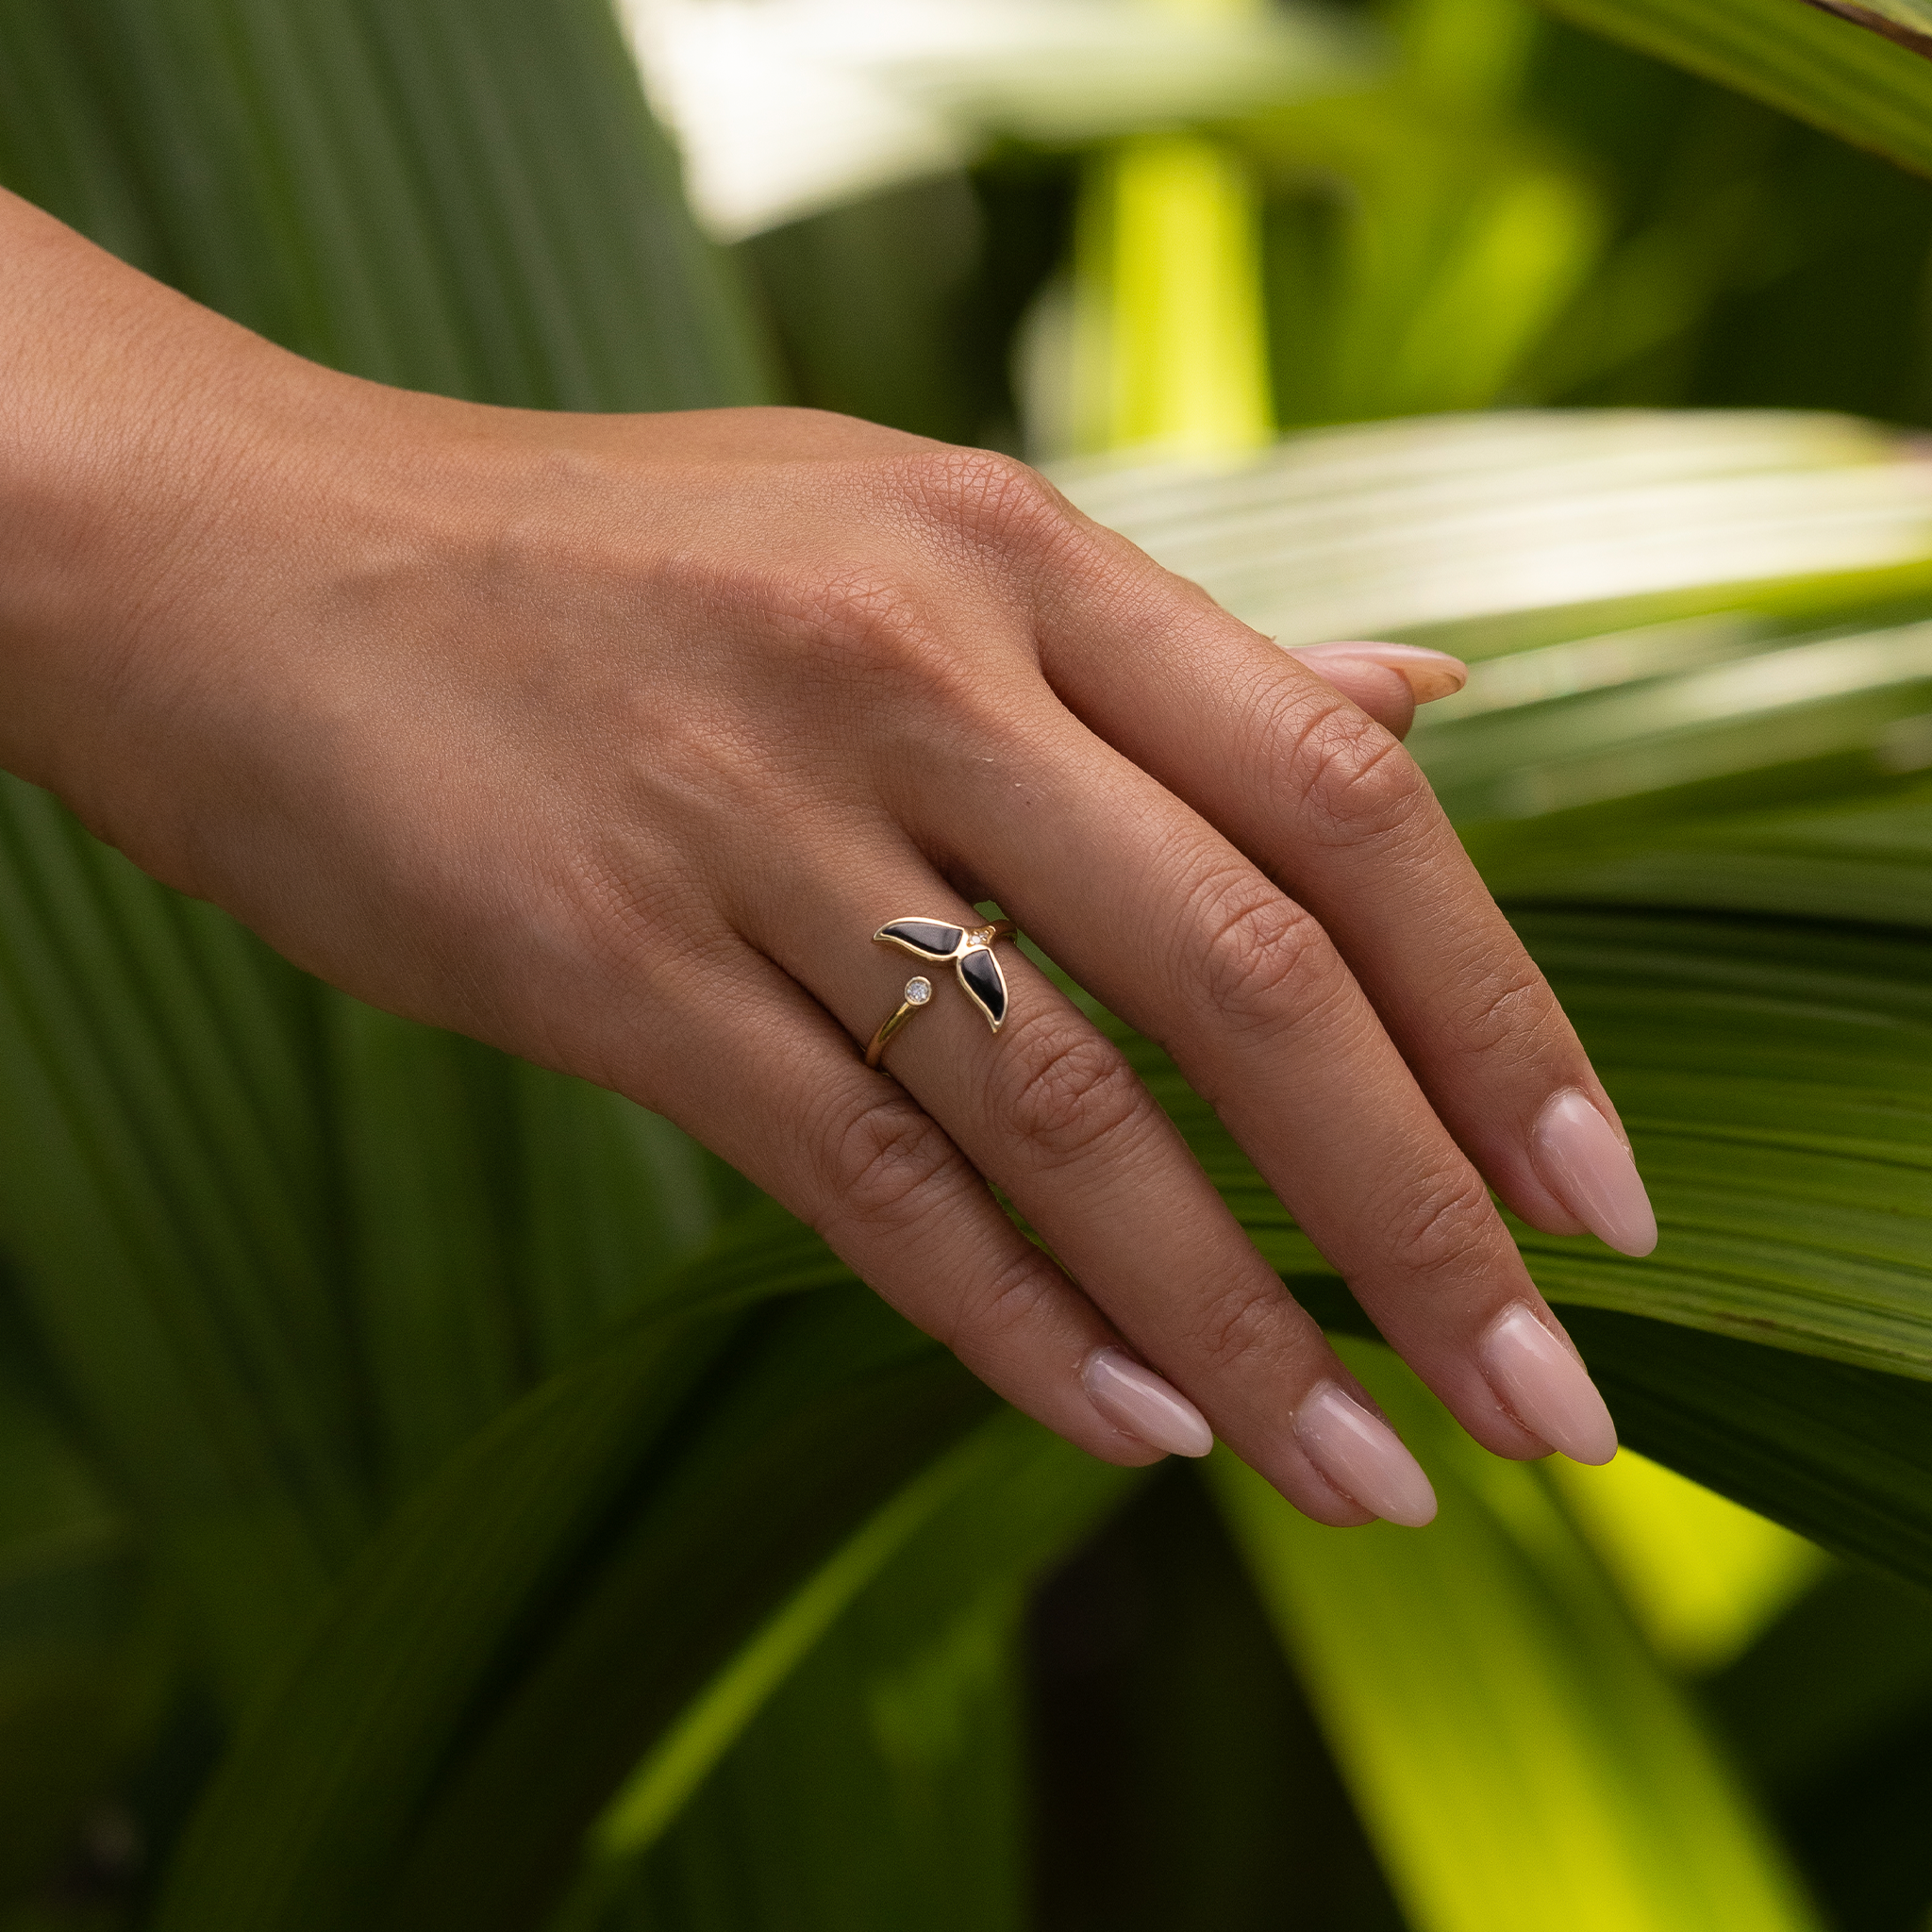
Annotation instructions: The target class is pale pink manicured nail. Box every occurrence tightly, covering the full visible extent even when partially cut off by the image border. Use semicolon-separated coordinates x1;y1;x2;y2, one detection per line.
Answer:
1480;1304;1618;1466
1532;1089;1657;1257
1291;641;1469;704
1293;1383;1438;1526
1081;1348;1213;1457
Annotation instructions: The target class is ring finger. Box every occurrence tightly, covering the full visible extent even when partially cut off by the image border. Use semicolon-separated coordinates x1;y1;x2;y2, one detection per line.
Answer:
741;836;1440;1529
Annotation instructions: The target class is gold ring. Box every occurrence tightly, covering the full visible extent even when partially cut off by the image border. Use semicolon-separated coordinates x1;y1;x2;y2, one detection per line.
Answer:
864;917;1019;1072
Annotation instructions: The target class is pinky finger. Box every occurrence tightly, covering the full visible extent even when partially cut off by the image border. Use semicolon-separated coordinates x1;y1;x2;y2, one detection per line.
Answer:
655;949;1217;1471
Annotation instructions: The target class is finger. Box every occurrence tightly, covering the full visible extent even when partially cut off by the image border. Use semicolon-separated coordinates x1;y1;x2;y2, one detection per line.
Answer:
891;696;1615;1468
737;843;1440;1528
638;934;1208;1471
1287;641;1468;741
1290;650;1414;739
1041;564;1654;1259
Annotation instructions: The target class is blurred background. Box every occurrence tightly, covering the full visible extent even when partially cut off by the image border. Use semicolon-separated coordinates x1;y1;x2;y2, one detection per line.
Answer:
625;0;1932;458
598;10;1932;1919
5;1;1932;1929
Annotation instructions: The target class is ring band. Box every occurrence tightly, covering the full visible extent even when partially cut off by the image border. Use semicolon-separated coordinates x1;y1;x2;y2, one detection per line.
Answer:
864;916;1019;1071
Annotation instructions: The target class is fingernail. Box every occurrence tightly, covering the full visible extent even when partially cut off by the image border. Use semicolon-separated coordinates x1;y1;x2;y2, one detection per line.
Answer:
1081;1348;1213;1457
1291;641;1469;704
1480;1303;1618;1465
1531;1089;1657;1257
1293;1382;1438;1526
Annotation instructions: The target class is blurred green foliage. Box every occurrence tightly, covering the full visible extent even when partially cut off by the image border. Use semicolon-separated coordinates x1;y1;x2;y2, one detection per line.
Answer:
750;0;1932;446
3;0;1932;1929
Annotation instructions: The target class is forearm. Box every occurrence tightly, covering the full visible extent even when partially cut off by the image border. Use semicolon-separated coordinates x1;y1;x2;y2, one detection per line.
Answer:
0;190;476;886
1;194;259;777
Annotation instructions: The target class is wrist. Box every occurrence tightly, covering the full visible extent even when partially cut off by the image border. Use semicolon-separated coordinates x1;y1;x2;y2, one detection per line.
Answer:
0;192;473;885
0;198;282;789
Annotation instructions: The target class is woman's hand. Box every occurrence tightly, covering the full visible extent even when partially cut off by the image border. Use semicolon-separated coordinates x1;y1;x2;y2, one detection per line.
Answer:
0;191;1655;1527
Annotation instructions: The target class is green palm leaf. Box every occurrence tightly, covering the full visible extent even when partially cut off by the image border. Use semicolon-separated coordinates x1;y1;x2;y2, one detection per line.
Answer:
573;1407;1132;1932
1530;0;1932;176
6;0;1932;1923
0;0;767;1710
0;1322;159;1900
0;782;355;1699
1213;1339;1822;1932
0;0;766;405
1068;408;1932;1577
151;1289;991;1932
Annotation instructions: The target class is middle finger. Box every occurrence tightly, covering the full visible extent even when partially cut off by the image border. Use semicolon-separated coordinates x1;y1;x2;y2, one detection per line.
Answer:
893;698;1617;1467
743;835;1441;1526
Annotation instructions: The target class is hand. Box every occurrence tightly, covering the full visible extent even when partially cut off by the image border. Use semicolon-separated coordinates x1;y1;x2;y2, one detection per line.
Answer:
0;193;1655;1527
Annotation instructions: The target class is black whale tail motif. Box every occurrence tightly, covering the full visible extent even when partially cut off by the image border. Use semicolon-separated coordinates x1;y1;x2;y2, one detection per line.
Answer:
873;917;1010;1033
874;919;967;961
955;943;1008;1029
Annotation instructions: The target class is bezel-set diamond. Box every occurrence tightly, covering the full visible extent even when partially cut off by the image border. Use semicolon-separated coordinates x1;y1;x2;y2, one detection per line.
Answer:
871;914;1015;1050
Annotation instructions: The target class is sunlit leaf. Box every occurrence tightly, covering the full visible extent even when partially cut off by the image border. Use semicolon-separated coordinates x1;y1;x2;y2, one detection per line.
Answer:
622;0;1374;240
1235;84;1607;423
1212;1338;1824;1932
1056;408;1932;647
1550;1451;1826;1672
1066;133;1275;457
571;1409;1132;1932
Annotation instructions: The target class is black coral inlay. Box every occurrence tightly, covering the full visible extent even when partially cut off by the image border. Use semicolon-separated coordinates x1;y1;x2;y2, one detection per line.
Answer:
957;945;1008;1028
876;919;966;960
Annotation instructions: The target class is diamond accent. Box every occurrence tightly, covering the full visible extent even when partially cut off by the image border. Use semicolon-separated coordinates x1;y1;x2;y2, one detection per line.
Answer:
904;976;932;1005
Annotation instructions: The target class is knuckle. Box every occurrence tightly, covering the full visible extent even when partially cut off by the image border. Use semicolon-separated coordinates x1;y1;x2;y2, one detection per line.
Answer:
820;1093;961;1233
993;1013;1149;1171
1281;698;1426;845
776;569;1005;724
1189;872;1342;1031
897;445;1071;558
1457;952;1558;1061
1385;1170;1499;1282
800;570;941;678
950;1247;1065;1355
1185;1278;1294;1379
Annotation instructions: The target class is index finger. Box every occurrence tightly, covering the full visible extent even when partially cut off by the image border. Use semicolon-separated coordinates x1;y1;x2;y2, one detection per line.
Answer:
1041;549;1657;1261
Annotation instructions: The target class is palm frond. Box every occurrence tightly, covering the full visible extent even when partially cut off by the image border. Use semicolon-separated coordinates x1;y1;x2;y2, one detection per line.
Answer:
1530;0;1932;178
